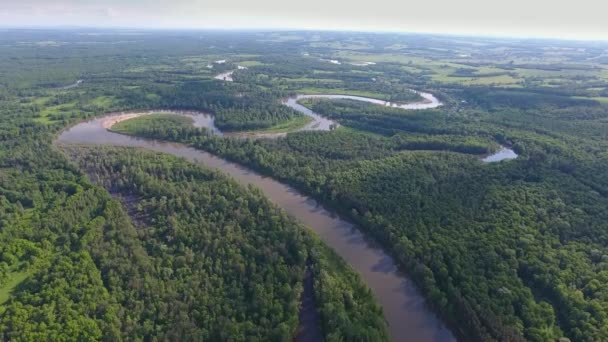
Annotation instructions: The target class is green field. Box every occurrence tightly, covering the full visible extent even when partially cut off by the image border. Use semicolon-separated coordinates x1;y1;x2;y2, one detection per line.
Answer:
112;113;194;133
240;114;312;134
0;271;29;306
296;87;394;99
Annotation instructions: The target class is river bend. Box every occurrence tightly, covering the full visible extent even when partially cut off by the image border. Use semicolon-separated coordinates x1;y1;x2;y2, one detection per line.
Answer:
56;112;456;341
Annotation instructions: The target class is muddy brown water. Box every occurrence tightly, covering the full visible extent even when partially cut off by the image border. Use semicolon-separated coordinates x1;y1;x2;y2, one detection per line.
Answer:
56;113;456;341
294;261;323;342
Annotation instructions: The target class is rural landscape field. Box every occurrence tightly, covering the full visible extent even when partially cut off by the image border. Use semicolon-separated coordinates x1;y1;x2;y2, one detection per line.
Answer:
1;27;608;341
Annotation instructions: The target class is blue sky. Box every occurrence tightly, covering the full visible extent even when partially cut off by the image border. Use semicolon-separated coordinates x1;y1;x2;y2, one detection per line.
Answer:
0;0;606;41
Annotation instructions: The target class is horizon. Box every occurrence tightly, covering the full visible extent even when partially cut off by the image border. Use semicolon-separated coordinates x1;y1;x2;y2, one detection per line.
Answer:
1;0;606;42
2;25;607;45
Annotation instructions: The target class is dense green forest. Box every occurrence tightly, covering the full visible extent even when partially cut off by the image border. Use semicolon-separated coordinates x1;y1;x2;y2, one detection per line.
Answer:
132;81;310;131
113;94;608;340
0;30;394;341
112;113;196;136
0;142;388;340
1;28;608;341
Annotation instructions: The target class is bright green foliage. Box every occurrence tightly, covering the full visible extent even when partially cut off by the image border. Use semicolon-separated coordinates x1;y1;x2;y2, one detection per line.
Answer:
64;146;389;341
116;87;608;341
112;113;194;134
2;28;608;342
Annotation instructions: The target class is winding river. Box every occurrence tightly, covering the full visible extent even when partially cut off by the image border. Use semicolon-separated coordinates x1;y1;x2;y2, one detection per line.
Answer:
88;90;515;162
213;68;515;160
291;92;444;111
55;91;516;341
57;111;456;341
282;91;443;132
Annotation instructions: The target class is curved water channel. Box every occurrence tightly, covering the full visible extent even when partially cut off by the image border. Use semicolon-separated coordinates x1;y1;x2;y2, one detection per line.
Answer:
55;92;516;341
57;111;456;341
213;68;516;161
85;89;516;161
283;92;444;132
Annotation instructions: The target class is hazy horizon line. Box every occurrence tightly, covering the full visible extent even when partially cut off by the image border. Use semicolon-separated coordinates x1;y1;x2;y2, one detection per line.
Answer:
1;23;607;44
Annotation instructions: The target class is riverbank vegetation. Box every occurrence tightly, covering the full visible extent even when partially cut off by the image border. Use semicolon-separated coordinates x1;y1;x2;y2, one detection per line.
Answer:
118;101;608;341
0;130;390;340
0;30;393;341
114;70;608;342
59;145;389;341
112;113;194;134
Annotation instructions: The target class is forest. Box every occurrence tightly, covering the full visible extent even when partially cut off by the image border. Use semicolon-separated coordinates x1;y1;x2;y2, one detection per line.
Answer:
114;101;608;341
0;30;391;341
1;28;608;341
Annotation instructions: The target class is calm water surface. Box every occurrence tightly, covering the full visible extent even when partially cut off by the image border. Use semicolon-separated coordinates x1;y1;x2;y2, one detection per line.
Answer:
213;70;234;81
56;89;516;340
482;146;518;162
56;113;456;342
280;91;443;132
289;91;443;111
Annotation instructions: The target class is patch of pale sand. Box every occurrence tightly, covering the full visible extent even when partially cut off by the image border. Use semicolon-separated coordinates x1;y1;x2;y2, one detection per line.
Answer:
100;113;146;129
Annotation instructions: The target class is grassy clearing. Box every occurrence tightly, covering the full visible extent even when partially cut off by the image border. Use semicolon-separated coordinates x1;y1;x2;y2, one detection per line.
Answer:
334;125;385;137
573;96;608;104
33;116;54;124
400;65;425;73
33;101;77;123
89;96;115;108
125;65;174;73
474;66;511;74
112;113;194;133
0;271;29;306
312;70;336;75
309;41;372;50
432;73;521;85
332;51;526;87
515;67;603;80
334;51;475;69
285;77;343;83
332;51;421;64
258;34;305;42
30;96;52;106
207;54;259;60
241;115;312;134
238;60;264;67
295;87;391;100
32;95;117;124
146;93;160;102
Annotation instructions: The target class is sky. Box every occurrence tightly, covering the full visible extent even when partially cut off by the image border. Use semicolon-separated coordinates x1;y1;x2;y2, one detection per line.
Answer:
0;0;606;41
